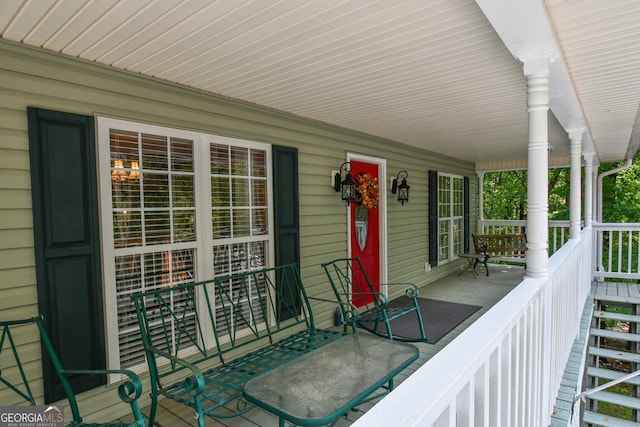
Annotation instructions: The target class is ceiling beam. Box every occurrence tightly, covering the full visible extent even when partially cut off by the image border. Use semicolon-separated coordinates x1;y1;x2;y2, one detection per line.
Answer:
475;0;598;161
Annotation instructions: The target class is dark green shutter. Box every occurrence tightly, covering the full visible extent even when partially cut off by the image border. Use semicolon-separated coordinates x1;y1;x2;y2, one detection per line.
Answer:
27;108;106;403
272;145;301;318
464;176;470;253
428;170;438;267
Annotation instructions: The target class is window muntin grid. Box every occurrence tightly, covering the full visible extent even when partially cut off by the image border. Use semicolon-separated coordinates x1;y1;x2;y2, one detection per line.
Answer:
438;174;464;263
101;119;272;372
111;130;196;248
211;143;268;241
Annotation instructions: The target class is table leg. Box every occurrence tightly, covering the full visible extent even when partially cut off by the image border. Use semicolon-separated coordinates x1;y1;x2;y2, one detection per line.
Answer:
458;256;478;278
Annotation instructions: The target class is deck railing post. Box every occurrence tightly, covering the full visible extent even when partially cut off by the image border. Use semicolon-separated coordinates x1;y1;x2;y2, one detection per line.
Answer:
583;153;594;228
569;129;583;240
477;171;484;234
523;54;551;279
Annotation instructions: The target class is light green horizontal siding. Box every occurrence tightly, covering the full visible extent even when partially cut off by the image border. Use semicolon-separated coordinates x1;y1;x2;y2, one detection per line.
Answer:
0;40;476;421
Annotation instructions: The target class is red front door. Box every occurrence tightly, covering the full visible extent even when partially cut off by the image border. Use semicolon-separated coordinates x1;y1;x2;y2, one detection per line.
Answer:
350;160;380;305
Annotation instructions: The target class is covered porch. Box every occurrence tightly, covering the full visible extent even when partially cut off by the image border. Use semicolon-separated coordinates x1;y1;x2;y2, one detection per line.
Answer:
2;1;640;426
120;263;527;426
115;220;639;426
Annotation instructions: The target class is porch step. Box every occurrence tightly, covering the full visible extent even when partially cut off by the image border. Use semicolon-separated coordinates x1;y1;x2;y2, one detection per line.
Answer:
586;389;640;410
585;285;640;426
589;346;640;364
583;410;639;427
587;366;640;386
594;282;640;305
593;310;640;324
591;328;640;343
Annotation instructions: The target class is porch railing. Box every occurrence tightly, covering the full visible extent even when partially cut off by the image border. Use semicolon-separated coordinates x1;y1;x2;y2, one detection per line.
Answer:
593;222;640;280
353;226;592;426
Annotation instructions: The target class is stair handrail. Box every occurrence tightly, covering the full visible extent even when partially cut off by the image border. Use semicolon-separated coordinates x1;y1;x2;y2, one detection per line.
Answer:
572;369;640;421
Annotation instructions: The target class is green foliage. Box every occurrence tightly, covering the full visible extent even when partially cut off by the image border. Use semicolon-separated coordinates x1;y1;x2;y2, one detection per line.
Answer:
483;153;640;222
548;168;571;220
601;156;640;223
483;170;527;220
483;168;571;220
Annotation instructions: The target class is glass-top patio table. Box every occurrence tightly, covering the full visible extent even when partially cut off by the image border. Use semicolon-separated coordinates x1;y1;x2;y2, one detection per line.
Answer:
242;333;419;426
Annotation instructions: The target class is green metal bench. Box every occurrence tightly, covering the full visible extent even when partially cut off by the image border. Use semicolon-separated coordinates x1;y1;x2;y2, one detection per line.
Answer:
130;263;350;427
322;257;428;342
0;316;145;427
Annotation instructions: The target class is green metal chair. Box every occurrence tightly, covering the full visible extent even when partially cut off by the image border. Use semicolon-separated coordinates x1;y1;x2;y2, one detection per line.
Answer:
322;257;428;342
0;316;145;427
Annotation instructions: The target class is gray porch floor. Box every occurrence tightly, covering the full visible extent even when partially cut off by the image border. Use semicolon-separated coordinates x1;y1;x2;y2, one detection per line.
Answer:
127;264;526;427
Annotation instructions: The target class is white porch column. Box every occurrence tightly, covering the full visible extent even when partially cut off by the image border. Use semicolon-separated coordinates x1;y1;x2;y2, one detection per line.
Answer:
524;57;551;279
569;130;583;239
583;153;594;227
477;171;484;233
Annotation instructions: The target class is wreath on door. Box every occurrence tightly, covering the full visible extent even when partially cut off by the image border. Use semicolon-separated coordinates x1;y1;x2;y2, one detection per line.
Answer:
354;173;378;251
355;173;379;209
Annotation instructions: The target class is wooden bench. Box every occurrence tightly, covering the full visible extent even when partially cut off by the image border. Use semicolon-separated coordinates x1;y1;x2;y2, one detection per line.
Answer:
131;263;352;427
0;316;145;427
471;233;528;275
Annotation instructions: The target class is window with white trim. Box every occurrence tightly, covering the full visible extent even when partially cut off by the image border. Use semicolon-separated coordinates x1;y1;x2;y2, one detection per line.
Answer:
438;173;464;263
97;117;272;371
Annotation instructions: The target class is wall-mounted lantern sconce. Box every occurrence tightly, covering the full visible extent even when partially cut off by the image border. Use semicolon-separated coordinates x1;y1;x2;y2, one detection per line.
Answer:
332;162;357;205
391;170;410;205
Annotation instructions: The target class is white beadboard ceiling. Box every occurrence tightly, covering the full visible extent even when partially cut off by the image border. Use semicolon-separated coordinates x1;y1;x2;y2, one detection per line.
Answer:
2;0;639;169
